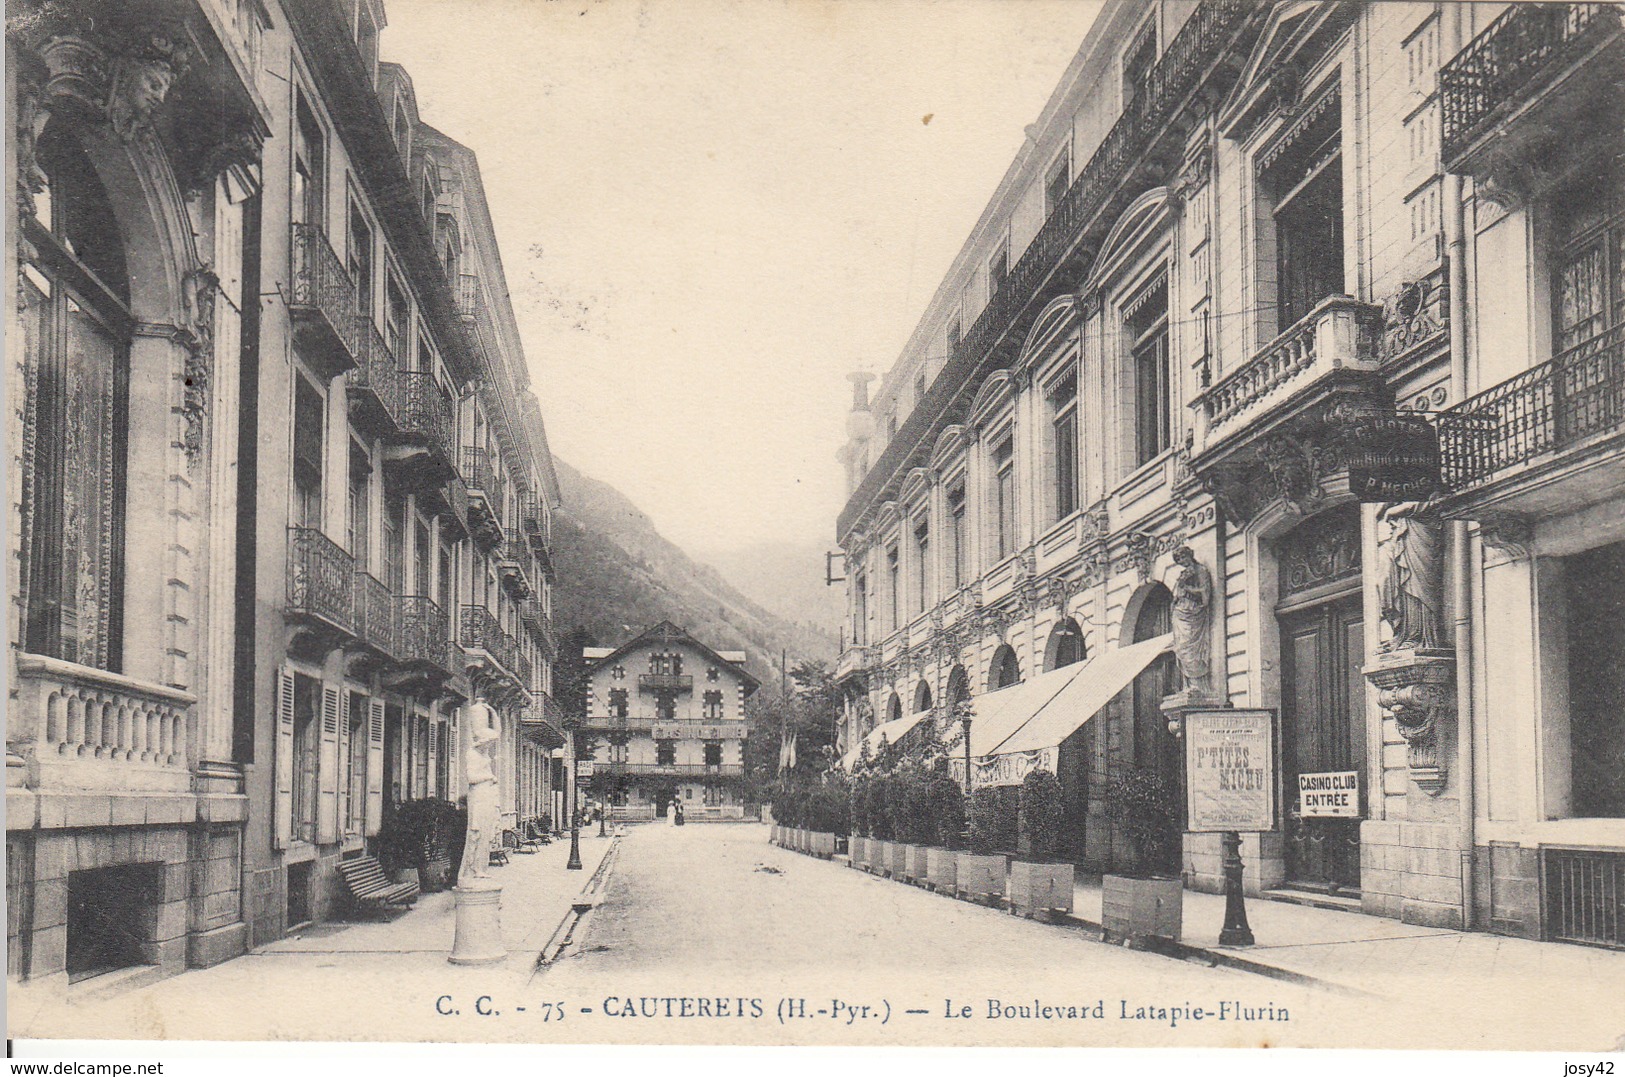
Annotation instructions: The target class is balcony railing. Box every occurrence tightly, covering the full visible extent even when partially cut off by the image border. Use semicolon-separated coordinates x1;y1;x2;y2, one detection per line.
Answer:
638;673;694;694
520;691;566;747
584;715;655;733
1441;4;1622;167
347;316;404;434
286;527;355;635
594;762;744;779
288;223;359;376
1437;324;1625;493
353;571;397;657
836;0;1258;538
520;597;557;654
498;529;534;596
396;595;451;673
460;605;521;683
397;371;456;464
1194;296;1383;451
14;654;197;794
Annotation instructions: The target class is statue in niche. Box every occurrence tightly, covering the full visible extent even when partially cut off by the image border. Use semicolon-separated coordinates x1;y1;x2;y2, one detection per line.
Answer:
1378;502;1444;652
1168;546;1215;698
457;692;501;887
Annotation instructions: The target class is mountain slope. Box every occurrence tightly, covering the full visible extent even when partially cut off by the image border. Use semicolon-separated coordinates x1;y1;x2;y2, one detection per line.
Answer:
549;458;837;685
694;542;844;642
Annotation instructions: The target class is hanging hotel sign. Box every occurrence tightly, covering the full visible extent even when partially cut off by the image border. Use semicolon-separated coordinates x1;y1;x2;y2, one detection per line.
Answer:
1345;410;1442;503
576;761;595;779
1297;771;1360;818
1184;709;1276;833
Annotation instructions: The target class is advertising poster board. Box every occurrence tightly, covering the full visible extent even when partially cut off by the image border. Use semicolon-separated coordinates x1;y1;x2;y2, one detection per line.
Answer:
1184;708;1276;833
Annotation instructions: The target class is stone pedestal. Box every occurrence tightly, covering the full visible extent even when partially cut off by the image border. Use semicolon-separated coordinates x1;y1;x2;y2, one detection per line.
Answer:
1159;690;1226;736
448;883;505;966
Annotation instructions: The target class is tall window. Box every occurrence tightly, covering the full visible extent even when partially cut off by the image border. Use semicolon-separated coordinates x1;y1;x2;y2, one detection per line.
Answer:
412;519;431;597
947;316;962;357
19;124;131;670
703;742;724;768
703;690;724;719
1262;88;1343;332
346;691;368;833
912;516;931;614
1045;149;1071;218
854;571;868;644
1122;17;1157;107
914;370;928;408
654;691;677;721
292;673;320;843
992;435;1016;560
947;483;967;591
1049;373;1079;520
383;493;406;593
385;276;409;361
886;544;900;631
293;378;324;530
1553;177;1623;355
656;739;676;766
347;203;372;318
1128;277;1170;465
293;95;325;228
347;442;370;568
989;242;1010;298
607;688;628;718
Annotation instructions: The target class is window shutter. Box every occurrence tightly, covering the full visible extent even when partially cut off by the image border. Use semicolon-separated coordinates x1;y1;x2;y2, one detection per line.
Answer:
317;684;340;844
336;690;352;836
427;716;441;800
365;698;386;836
274;667;296;849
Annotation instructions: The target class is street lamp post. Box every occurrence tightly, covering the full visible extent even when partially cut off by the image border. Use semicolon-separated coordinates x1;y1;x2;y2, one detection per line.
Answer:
565;732;582;870
962;713;973;795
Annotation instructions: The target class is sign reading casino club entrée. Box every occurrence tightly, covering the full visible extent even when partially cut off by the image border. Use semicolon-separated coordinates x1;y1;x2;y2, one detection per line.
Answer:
1297;771;1360;817
1184;709;1276;833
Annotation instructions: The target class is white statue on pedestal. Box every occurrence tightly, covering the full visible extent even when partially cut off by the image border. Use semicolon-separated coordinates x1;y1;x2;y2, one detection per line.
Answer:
458;693;500;887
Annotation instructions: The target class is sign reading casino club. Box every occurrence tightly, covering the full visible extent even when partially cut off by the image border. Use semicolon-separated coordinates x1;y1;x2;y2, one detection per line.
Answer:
1184;709;1277;833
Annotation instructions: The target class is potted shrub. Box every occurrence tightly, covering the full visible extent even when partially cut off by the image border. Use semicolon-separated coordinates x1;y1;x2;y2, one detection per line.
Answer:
955;787;1009;905
925;775;964;894
1008;769;1074;919
1102;768;1184;945
867;774;894;876
903;770;934;884
848;774;869;869
378;798;462;893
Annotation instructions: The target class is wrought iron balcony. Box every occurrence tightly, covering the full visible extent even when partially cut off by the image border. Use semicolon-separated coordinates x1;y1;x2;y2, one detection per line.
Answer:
383;372;457;488
519;597;557;655
1440;4;1623;174
638;673;693;694
353;570;397;658
521;690;567;748
460;604;522;685
347;316;404;435
286;527;355;637
1436;325;1625;506
396;595;452;675
498;528;534;597
460;446;505;548
584;715;654;733
836;0;1260;539
288;223;359;377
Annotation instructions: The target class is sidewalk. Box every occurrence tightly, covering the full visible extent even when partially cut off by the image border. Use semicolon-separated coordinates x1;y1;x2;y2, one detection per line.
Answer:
8;832;618;1044
1066;875;1625;999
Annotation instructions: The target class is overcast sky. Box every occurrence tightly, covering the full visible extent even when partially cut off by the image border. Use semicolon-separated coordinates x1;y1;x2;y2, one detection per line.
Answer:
382;0;1102;556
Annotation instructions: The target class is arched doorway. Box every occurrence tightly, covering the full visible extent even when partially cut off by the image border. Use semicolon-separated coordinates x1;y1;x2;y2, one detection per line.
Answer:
885;692;902;726
989;644;1022;690
1131;584;1183;874
1044;618;1087;671
1275;504;1364;893
913;679;933;713
944;665;970;708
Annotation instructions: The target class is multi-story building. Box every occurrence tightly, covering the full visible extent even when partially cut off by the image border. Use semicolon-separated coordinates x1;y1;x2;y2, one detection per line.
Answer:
581;623;757;821
6;0;567;988
834;1;1623;946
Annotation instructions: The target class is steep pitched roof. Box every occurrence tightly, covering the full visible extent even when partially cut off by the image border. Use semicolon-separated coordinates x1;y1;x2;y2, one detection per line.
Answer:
587;621;760;693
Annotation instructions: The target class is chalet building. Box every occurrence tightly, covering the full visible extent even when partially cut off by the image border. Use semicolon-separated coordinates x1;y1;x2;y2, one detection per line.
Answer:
834;1;1624;947
582;623;757;822
6;0;567;989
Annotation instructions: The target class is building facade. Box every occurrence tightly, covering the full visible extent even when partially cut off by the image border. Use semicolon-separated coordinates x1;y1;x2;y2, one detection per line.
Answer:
6;0;567;988
834;1;1623;945
582;623;757;821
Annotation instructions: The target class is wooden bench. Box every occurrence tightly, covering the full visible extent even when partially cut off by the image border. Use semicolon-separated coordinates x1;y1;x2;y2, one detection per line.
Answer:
336;855;420;917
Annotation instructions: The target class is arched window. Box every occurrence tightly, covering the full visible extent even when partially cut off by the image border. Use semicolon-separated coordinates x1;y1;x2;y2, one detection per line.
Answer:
989;644;1022;690
913;680;933;713
945;665;970;709
1044;618;1088;671
20;122;132;671
1130;583;1182;873
886;693;903;726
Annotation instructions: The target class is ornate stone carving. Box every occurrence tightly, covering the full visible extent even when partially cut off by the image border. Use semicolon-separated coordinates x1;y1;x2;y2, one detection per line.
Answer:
1479;513;1532;561
1121;530;1158;583
107;31;191;141
1365;650;1455;796
180;267;219;463
1378;274;1447;364
1377;503;1445;652
1080;500;1110;545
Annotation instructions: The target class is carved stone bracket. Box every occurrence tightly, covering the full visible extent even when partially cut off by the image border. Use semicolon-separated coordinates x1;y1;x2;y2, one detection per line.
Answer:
1364;649;1456;796
1478;512;1533;561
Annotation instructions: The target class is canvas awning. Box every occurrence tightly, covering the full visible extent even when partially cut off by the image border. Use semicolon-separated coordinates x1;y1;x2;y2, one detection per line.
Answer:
988;633;1173;757
840;708;934;770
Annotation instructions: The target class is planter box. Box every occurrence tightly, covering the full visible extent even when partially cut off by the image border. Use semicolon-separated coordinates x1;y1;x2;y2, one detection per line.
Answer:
850;836;867;868
1102;874;1183;944
925;846;957;893
907;843;930;884
811;831;836;859
955;851;1007;904
872;840;893;875
771;825;780;844
796;828;809;852
889;842;912;880
1008;860;1074;919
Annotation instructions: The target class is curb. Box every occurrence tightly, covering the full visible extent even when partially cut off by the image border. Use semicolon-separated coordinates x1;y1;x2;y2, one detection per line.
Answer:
536;836;622;968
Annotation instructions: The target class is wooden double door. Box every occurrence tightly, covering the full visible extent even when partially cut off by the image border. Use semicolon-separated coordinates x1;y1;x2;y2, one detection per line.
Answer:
1279;593;1366;892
